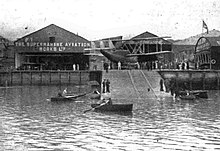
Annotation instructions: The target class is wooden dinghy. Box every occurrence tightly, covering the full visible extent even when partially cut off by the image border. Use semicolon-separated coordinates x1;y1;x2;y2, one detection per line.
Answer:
179;94;196;100
50;93;87;102
179;90;208;99
91;104;133;112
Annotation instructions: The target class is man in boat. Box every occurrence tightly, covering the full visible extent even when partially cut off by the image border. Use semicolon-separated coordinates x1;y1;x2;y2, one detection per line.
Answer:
57;92;63;97
93;89;100;95
106;98;112;105
89;89;101;100
57;88;68;98
98;98;112;105
62;88;67;96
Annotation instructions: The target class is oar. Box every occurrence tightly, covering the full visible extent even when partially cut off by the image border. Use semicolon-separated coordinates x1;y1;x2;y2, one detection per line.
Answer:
65;91;92;99
84;100;109;113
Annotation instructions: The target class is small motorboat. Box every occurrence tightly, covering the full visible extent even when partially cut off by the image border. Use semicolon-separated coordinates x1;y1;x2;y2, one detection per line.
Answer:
50;93;87;102
91;103;133;112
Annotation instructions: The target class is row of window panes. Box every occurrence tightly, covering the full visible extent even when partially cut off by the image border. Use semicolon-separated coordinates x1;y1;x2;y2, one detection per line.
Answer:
196;53;210;64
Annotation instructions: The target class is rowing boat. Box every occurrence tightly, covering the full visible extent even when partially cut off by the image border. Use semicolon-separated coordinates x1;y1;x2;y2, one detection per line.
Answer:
179;90;208;99
91;104;133;112
179;94;196;100
50;93;87;102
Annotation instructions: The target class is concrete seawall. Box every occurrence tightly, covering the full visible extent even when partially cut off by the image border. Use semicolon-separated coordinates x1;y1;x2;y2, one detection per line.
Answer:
0;70;102;87
158;70;220;90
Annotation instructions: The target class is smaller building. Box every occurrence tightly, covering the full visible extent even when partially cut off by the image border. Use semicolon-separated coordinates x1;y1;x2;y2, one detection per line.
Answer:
122;31;173;69
172;29;220;69
195;36;220;70
0;36;14;71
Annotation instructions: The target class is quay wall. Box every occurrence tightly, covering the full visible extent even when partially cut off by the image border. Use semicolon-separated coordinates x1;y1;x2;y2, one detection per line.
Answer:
0;70;102;87
158;70;220;90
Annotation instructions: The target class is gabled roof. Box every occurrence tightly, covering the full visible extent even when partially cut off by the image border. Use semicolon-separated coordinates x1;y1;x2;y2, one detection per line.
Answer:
0;36;11;49
15;24;89;42
130;31;171;44
131;31;158;39
0;36;10;43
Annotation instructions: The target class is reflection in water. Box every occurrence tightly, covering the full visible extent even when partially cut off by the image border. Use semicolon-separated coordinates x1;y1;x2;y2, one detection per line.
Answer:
0;86;220;150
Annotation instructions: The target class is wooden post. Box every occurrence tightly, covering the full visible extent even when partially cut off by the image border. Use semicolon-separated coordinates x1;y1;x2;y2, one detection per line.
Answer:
68;72;70;83
0;74;1;86
79;71;81;85
189;72;192;90
49;71;51;84
21;72;23;85
5;80;8;87
40;72;42;85
30;71;32;85
176;72;179;90
10;72;13;86
217;72;220;90
202;72;205;90
59;71;61;85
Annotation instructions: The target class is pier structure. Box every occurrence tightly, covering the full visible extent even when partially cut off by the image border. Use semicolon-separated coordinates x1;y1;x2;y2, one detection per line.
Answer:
101;69;220;101
102;70;163;99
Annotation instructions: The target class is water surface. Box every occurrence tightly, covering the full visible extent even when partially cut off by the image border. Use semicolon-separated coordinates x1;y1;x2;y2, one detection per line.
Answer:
0;86;220;151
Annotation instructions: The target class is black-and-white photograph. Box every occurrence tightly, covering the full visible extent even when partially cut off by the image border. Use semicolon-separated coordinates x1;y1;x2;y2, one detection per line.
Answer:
0;0;220;150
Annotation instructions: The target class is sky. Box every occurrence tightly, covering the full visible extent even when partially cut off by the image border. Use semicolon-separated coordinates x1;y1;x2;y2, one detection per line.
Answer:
0;0;219;41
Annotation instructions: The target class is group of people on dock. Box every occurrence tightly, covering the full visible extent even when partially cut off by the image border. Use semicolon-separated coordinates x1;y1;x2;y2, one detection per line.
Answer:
104;62;122;72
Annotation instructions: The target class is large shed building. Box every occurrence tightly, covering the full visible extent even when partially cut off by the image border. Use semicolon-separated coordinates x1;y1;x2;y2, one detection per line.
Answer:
14;24;91;70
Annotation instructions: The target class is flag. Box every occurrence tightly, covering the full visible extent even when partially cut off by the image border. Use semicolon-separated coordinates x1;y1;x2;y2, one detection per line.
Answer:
202;20;208;33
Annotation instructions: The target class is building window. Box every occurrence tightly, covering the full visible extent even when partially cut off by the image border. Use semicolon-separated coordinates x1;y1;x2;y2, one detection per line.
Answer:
49;37;55;43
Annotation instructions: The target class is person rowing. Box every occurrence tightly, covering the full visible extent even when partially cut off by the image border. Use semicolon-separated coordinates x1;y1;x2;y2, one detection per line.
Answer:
93;89;100;95
62;88;67;96
83;98;112;113
56;88;68;98
57;92;63;97
98;97;112;105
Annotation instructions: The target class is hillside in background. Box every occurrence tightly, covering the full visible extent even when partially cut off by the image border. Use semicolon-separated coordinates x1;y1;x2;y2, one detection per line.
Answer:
173;29;220;45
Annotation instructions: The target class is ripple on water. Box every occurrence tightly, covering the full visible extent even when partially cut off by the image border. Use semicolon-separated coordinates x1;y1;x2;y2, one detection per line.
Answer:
1;87;220;150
